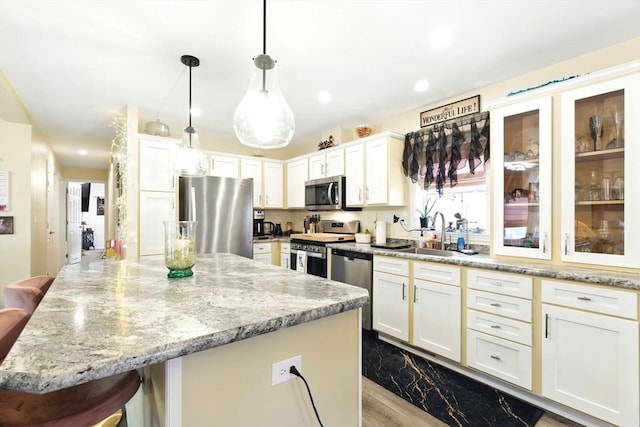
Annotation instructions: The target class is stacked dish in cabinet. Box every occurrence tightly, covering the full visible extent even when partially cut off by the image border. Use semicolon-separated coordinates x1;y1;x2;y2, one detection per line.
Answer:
466;269;533;390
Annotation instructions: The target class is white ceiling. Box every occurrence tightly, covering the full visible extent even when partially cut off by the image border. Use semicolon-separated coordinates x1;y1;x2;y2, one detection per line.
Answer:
1;1;639;170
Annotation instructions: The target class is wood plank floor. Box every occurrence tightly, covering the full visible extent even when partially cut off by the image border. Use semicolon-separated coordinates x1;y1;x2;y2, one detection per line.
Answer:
362;377;585;427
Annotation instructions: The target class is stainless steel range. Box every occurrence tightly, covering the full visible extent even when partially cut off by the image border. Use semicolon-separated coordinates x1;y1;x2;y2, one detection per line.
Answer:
289;220;360;278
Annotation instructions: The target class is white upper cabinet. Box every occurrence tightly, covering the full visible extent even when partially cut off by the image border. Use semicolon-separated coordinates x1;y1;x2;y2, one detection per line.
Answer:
491;96;552;259
344;132;405;208
208;154;239;178
287;158;308;208
560;73;640;268
263;161;284;208
309;148;345;180
139;137;177;192
241;158;262;208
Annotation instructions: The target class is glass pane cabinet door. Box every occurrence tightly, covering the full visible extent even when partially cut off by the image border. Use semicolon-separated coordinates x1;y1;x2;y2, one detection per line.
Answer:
561;73;640;268
492;97;552;259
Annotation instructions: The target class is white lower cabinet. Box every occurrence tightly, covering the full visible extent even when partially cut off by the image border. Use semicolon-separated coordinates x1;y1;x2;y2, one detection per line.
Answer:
411;262;461;362
373;257;409;341
280;242;290;269
466;269;533;390
541;280;639;427
253;242;273;265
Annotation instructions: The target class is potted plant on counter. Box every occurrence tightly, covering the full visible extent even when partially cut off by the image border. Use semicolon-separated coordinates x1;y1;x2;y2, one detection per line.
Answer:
417;197;437;229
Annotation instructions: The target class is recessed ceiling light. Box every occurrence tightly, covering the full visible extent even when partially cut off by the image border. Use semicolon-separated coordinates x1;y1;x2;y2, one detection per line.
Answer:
414;80;430;92
429;27;452;49
318;91;332;104
78;149;88;156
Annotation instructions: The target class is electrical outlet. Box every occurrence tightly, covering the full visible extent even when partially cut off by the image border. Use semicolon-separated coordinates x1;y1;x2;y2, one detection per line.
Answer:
272;355;302;386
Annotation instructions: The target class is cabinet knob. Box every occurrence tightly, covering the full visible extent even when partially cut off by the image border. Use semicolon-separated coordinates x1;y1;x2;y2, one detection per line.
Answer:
402;283;406;300
490;355;501;361
490;325;501;329
490;302;501;307
577;296;592;301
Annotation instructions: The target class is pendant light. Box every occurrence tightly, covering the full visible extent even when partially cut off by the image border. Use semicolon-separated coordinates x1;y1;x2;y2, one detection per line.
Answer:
234;0;294;149
174;54;206;176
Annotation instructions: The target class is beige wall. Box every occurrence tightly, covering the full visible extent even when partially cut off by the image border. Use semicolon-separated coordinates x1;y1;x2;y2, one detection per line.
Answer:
148;309;360;426
0;119;32;303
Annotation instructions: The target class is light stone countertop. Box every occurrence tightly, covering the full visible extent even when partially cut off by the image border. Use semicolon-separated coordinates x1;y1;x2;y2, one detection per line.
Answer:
329;242;640;291
0;254;369;393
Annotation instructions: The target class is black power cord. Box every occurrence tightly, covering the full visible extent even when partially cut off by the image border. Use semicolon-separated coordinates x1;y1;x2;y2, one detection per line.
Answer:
289;365;324;427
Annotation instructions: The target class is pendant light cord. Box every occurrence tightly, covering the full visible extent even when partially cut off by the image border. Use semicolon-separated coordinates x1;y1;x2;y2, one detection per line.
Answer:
262;0;267;55
188;64;193;129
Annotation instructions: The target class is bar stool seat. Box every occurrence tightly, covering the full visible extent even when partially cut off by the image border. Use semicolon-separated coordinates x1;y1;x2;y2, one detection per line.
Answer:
0;371;140;427
3;275;55;315
0;307;140;427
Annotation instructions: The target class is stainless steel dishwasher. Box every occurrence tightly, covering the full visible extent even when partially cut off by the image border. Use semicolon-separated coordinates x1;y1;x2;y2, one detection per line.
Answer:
331;248;373;330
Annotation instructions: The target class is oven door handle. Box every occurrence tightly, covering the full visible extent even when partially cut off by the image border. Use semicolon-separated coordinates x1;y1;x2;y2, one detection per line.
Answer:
290;249;326;259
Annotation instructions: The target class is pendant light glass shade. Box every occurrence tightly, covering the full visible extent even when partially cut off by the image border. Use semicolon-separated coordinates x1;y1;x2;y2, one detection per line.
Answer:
174;126;206;176
234;56;294;149
174;54;206;176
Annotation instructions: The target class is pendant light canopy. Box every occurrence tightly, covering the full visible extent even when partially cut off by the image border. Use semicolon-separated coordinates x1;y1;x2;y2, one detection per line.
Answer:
234;0;294;149
174;54;206;176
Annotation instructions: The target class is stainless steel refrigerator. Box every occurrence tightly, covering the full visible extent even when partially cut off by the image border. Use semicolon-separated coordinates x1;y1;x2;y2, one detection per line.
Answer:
178;176;253;258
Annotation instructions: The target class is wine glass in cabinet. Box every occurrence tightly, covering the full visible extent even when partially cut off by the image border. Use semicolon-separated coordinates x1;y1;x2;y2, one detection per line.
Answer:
560;73;640;268
492;96;552;259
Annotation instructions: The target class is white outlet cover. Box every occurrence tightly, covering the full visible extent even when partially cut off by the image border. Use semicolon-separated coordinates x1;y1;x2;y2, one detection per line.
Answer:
271;355;302;386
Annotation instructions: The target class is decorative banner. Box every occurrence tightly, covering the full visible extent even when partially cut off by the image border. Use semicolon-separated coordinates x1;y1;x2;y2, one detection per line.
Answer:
420;95;481;128
0;170;9;211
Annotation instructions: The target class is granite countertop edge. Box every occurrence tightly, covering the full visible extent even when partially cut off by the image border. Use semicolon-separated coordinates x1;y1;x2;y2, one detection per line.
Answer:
329;242;640;290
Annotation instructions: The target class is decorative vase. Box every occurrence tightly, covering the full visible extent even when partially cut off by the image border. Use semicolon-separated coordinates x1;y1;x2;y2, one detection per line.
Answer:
164;221;198;278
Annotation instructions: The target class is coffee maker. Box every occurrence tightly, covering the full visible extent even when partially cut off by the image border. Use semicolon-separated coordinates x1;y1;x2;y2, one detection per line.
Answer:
253;210;265;236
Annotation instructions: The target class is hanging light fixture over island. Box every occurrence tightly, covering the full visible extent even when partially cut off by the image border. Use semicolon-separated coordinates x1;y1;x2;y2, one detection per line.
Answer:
174;54;206;176
234;0;295;149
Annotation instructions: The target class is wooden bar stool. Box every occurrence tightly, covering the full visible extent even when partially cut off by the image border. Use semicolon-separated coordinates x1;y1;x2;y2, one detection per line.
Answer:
3;275;55;314
0;308;140;427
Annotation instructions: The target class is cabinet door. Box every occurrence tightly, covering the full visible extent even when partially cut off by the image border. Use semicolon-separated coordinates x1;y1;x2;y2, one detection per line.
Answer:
412;280;461;362
286;158;308;208
209;154;239;178
325;148;344;177
263;161;283;208
345;144;365;206
560;73;640;268
280;253;290;269
140;191;175;255
542;304;639;426
253;253;272;264
366;137;388;204
308;153;325;180
140;139;176;191
491;96;552;259
372;271;409;341
241;158;263;207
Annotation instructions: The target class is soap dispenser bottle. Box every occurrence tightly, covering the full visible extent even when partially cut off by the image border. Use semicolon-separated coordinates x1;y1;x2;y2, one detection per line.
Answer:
456;229;465;251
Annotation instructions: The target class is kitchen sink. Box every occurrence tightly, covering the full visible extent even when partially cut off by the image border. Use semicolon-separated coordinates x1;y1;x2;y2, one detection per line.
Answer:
396;247;475;257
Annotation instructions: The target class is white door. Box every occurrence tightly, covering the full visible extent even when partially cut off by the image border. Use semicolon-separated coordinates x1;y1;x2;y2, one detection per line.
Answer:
325;148;344;177
412;280;461;362
67;182;82;264
345;144;364;206
209;155;240;178
241;158;263;208
372;271;409;341
286;158;308;208
308;153;325;180
263;161;283;208
366;137;388;204
140;191;175;256
542;304;639;426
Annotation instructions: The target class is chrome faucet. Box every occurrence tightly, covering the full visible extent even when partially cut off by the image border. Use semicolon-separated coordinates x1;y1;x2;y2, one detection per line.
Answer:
433;211;445;250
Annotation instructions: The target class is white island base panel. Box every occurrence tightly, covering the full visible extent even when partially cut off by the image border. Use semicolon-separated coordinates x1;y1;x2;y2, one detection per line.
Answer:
146;309;361;427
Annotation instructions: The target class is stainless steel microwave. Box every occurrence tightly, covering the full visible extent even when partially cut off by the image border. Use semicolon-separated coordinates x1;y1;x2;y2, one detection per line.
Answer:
304;176;361;211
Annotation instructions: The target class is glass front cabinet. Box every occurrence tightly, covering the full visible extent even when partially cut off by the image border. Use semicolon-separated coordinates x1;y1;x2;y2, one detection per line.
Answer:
561;73;640;268
492;97;552;259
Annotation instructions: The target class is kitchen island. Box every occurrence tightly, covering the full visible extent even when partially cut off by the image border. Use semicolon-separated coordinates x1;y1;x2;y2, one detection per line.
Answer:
0;254;369;426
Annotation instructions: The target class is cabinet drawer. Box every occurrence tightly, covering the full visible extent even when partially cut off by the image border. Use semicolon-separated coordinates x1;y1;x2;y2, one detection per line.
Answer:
374;256;409;276
466;329;532;390
541;280;637;320
467;289;532;322
413;261;460;286
467;269;532;299
280;242;290;254
467;309;532;346
253;243;272;254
